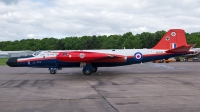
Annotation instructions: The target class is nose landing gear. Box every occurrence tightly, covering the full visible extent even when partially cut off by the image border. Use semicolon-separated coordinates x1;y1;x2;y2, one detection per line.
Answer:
49;68;62;74
50;70;57;74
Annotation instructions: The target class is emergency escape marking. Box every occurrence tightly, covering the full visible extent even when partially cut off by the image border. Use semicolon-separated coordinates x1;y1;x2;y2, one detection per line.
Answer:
166;36;170;41
171;32;176;36
134;52;143;61
79;53;86;59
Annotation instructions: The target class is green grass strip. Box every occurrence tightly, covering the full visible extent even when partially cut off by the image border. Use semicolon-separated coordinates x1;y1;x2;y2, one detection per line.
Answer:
0;58;8;66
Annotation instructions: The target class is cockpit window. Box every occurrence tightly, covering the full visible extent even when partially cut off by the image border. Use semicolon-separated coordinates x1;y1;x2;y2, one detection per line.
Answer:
32;51;41;56
33;52;39;56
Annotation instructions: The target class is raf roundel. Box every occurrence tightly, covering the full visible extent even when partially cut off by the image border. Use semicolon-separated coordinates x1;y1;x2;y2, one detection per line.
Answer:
79;53;86;59
134;52;143;61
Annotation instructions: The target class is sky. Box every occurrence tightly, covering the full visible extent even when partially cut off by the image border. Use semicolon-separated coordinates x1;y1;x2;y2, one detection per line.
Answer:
0;0;200;41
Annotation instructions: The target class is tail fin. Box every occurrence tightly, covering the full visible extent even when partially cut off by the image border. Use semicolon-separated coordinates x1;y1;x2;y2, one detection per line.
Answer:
152;29;187;50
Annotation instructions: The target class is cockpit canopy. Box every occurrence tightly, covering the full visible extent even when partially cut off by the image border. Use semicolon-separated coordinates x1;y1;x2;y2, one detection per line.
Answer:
32;51;42;56
32;50;62;57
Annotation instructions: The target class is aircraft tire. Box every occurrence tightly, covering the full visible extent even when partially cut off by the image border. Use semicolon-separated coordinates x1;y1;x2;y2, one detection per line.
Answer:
50;70;57;74
92;66;98;73
83;70;92;75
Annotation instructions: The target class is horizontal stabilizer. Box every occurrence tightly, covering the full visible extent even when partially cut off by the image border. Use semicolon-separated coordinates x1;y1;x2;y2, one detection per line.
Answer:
190;44;197;48
165;44;194;53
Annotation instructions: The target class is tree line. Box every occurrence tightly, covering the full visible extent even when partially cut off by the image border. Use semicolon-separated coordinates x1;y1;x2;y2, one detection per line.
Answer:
0;31;200;51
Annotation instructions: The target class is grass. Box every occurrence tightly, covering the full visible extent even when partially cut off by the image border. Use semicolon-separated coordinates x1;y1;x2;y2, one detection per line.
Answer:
0;58;8;66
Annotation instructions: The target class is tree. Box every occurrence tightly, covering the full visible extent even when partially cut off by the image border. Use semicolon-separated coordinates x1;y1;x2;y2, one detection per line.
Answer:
97;35;107;49
123;35;142;49
0;30;199;51
56;39;65;50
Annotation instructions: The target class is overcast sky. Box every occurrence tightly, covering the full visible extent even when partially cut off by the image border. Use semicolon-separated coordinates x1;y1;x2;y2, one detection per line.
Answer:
0;0;200;41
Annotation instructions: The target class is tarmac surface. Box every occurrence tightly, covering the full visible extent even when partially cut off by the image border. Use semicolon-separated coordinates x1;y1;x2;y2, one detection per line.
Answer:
1;62;200;112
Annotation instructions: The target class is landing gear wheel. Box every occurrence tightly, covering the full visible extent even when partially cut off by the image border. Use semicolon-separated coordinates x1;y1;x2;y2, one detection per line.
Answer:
159;59;164;63
50;70;57;74
83;70;92;75
92;66;98;73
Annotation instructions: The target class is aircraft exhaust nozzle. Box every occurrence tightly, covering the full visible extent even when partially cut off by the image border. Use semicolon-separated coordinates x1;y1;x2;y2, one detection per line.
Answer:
6;57;19;67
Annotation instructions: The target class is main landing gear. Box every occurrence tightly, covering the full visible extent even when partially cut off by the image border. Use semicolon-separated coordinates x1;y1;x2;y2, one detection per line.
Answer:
82;64;98;75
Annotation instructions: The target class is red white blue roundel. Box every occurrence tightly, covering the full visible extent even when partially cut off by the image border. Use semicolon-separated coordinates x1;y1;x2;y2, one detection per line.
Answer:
134;52;143;61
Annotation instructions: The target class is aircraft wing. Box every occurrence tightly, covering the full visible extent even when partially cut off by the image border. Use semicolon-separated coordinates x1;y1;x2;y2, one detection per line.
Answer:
56;51;126;63
165;44;194;53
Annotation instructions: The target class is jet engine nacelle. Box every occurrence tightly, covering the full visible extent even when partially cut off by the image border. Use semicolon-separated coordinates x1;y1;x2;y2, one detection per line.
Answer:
56;51;126;63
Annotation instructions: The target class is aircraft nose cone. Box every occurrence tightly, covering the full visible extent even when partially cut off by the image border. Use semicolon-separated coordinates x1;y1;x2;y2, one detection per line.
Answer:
6;57;18;67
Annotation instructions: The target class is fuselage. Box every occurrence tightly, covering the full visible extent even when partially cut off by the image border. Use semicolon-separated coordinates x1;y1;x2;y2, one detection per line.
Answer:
6;49;193;68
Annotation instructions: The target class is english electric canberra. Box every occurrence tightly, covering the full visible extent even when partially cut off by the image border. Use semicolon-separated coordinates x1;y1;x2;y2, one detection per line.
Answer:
6;29;195;75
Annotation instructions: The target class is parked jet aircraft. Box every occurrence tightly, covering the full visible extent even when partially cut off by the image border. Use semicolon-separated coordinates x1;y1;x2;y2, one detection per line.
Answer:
6;29;195;75
181;48;200;61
